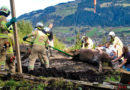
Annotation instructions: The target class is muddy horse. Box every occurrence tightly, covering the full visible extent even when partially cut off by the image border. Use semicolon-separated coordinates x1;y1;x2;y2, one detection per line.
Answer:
72;49;113;72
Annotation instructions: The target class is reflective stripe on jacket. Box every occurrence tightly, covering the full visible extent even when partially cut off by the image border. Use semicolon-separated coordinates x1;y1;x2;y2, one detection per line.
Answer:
0;15;8;33
112;36;123;48
7;33;13;54
0;34;8;38
28;30;48;46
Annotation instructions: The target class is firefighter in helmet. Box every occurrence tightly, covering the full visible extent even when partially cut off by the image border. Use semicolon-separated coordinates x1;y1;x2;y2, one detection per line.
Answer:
0;6;16;71
6;27;15;73
23;22;49;73
109;31;123;57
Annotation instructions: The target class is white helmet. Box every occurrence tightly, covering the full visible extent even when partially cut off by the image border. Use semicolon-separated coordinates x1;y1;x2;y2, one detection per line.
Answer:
109;31;115;37
36;22;44;28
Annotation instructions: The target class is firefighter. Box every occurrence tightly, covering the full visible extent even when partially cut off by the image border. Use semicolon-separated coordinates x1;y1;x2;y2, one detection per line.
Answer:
23;22;49;72
81;36;94;49
44;23;54;57
0;6;16;71
109;31;123;57
6;28;15;73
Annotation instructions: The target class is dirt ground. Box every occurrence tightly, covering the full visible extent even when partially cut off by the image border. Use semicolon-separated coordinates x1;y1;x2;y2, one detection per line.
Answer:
19;46;114;83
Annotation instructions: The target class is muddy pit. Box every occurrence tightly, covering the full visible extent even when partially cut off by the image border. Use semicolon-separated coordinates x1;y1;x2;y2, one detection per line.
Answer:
19;46;114;83
0;46;127;90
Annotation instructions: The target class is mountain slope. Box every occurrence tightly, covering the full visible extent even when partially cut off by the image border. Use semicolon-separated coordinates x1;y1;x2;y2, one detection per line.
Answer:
17;0;130;46
18;0;130;27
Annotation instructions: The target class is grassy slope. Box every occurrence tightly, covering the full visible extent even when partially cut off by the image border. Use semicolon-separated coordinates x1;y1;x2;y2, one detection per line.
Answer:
53;26;130;43
109;27;130;35
51;2;77;18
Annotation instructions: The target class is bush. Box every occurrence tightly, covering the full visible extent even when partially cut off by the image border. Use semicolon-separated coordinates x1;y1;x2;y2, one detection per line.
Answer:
17;20;33;44
69;32;81;50
54;35;66;50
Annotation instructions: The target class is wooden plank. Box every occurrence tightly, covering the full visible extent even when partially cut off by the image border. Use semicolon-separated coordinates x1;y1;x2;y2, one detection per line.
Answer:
120;69;130;74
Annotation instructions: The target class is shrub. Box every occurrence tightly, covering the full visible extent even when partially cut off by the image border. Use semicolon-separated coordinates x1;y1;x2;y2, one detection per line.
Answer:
17;20;33;44
54;35;66;50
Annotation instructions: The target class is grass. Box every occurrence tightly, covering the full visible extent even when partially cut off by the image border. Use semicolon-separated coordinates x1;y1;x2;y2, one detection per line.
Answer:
53;26;72;33
105;76;120;82
105;71;121;82
66;37;75;41
86;28;98;37
52;3;77;17
107;27;130;36
54;35;66;50
110;27;130;32
53;8;76;17
51;26;129;48
0;78;43;89
84;27;130;37
0;77;81;90
0;79;32;89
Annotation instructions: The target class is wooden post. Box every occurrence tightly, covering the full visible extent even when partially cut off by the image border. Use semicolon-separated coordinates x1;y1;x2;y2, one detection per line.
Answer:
10;0;22;73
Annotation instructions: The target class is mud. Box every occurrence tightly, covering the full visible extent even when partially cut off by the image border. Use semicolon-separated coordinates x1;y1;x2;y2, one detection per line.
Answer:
120;73;130;84
19;46;112;83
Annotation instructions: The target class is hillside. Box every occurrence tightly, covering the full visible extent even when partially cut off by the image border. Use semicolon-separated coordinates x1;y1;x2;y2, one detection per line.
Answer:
18;0;130;26
17;0;130;46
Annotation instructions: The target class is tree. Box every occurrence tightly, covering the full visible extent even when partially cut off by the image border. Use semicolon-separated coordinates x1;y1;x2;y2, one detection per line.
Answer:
17;20;33;43
74;31;81;50
54;35;66;50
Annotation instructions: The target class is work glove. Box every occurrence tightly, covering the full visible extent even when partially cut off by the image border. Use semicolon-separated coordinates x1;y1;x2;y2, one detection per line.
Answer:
46;45;51;49
6;17;17;28
23;36;28;41
48;45;52;48
30;41;34;45
3;42;10;49
10;56;15;63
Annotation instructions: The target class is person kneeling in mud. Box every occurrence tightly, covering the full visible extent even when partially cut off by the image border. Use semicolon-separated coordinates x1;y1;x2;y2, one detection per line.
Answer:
23;22;49;73
112;46;130;71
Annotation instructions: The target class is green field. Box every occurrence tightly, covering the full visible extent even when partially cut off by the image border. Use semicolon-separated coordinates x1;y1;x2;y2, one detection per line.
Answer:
86;27;130;37
66;37;75;41
53;26;130;43
86;28;97;37
109;27;130;35
53;26;72;33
